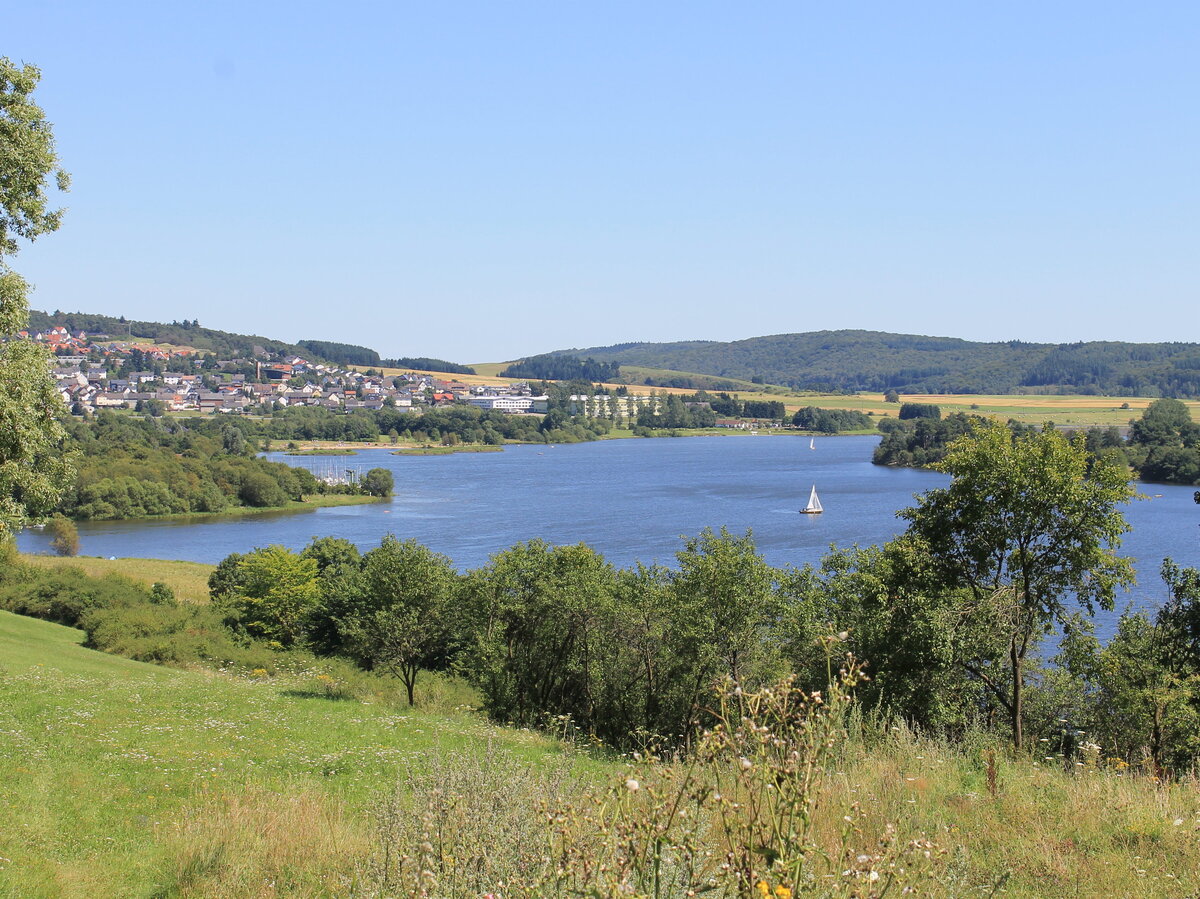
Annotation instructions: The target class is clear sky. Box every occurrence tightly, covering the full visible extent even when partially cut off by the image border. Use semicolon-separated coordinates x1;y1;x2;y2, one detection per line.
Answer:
7;2;1199;362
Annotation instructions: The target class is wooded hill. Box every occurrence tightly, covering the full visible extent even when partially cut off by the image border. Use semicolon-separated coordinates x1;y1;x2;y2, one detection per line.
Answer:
27;309;480;370
552;331;1200;397
27;309;324;360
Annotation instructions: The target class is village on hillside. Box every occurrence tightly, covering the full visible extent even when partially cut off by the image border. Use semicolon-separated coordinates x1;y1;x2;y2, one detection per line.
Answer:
20;324;560;416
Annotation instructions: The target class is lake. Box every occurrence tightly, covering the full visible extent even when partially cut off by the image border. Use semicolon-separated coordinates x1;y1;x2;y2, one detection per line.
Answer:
18;435;1199;636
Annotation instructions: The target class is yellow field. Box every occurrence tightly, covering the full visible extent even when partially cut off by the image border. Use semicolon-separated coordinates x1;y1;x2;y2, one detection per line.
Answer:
368;362;519;387
19;554;216;604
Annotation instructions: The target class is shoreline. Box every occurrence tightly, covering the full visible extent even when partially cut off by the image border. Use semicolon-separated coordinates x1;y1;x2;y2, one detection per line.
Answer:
62;492;383;526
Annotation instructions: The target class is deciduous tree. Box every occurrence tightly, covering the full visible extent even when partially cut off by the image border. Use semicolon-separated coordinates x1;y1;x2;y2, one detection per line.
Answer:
215;545;320;647
899;421;1135;750
0;58;73;538
340;536;457;705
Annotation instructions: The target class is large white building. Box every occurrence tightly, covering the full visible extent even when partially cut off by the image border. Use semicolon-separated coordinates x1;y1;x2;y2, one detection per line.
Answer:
467;395;550;414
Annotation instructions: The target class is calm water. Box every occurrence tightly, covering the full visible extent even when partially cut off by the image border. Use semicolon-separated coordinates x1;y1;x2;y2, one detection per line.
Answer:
18;435;1199;637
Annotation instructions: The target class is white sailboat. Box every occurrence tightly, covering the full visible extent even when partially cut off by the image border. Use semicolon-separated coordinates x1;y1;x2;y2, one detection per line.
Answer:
800;484;823;514
809;437;815;450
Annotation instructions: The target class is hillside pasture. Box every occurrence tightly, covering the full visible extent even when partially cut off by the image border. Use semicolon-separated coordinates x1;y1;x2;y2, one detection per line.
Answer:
18;554;216;604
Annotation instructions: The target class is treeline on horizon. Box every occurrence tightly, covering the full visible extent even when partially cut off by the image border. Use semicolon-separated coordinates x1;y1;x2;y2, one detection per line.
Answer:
32;309;1200;398
501;353;621;382
554;331;1200;397
381;356;476;375
27;309;312;361
875;398;1200;485
297;339;380;367
29;309;477;374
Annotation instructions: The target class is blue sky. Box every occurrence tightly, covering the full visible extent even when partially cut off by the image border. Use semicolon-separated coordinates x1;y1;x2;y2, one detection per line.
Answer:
7;2;1198;362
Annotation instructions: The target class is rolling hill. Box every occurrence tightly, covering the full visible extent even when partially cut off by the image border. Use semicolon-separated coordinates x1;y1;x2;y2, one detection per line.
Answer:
550;331;1200;397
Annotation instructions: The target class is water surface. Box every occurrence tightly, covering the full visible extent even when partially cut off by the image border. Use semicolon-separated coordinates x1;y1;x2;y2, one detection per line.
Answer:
19;435;1198;637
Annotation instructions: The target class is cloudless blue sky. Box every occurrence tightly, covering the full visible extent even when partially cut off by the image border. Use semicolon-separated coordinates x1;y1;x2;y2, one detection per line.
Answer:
7;2;1199;362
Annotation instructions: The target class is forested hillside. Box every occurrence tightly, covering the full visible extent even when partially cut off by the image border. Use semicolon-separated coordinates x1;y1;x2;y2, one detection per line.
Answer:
554;331;1200;396
28;309;314;359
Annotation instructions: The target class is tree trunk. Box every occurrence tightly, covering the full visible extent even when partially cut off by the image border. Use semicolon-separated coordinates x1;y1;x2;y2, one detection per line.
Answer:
1151;701;1164;770
403;665;416;706
1010;635;1023;752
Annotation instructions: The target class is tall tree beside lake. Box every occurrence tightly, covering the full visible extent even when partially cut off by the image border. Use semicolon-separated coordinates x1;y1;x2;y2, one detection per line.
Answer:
899;421;1136;750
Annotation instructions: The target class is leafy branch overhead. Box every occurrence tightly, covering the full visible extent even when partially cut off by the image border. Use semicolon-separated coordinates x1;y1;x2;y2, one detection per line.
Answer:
1;58;69;329
0;58;74;536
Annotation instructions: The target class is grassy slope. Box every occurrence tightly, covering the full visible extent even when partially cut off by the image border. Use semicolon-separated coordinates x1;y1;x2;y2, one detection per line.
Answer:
0;611;577;898
18;555;216;604
3;609;1199;896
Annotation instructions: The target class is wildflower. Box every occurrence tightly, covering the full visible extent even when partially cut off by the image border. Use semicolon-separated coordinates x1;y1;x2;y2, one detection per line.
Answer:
775;887;792;898
756;881;770;897
625;778;640;792
740;757;753;771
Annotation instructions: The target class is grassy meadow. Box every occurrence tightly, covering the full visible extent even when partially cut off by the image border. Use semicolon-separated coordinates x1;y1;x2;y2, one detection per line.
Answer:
3;606;1200;897
0;610;577;898
17;554;215;604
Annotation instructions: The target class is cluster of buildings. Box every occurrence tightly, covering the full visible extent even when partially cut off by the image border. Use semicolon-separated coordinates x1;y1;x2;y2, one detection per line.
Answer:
22;326;551;416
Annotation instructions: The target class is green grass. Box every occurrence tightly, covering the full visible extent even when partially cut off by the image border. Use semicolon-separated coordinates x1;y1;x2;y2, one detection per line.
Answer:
392;445;505;456
17;554;215;604
283;448;359;456
3;607;1199;896
0;610;579;897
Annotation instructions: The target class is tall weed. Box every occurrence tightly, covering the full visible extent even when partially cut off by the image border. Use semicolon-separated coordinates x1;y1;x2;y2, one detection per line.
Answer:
368;655;949;897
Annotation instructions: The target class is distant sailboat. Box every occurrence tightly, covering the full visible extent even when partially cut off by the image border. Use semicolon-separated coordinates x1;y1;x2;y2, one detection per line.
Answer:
809;437;815;450
800;484;823;514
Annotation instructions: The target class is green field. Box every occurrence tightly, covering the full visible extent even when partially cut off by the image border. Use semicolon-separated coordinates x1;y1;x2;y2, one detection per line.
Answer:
18;555;216;604
4;605;1199;897
0;611;575;897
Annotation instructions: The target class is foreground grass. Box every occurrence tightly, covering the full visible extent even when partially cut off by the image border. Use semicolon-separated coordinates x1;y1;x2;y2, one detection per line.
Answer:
3;609;1198;897
0;611;577;898
17;555;215;604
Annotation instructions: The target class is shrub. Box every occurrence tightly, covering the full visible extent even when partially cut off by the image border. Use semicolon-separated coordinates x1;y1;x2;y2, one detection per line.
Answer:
45;515;79;556
0;567;148;627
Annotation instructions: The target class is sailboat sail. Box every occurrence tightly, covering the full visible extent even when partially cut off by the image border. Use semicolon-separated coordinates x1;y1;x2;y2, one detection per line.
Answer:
809;437;815;450
801;484;823;514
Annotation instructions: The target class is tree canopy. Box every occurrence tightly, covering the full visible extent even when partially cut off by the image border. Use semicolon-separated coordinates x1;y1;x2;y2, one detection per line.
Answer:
898;421;1136;749
0;58;73;537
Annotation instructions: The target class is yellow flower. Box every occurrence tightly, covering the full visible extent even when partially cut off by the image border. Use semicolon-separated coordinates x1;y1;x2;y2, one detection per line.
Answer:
774;887;792;899
756;881;770;897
